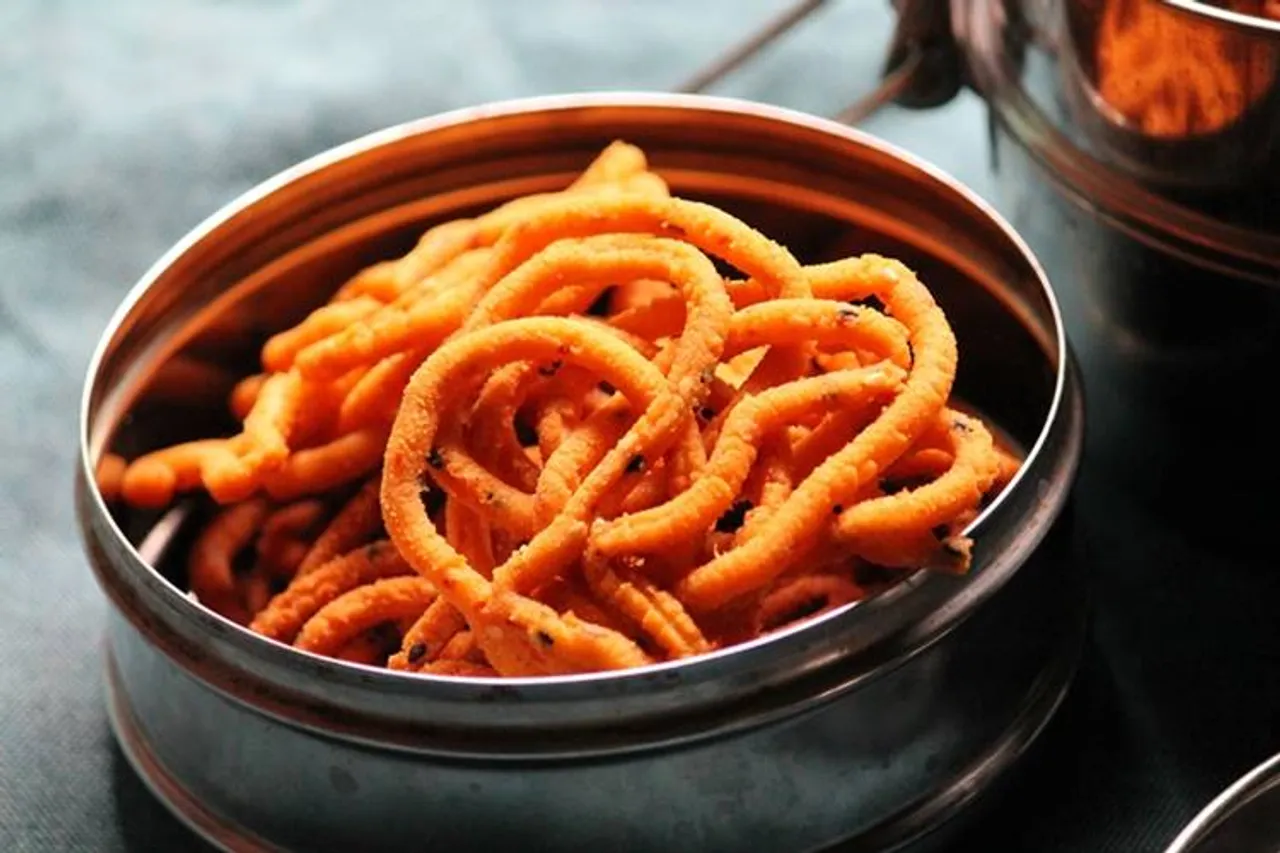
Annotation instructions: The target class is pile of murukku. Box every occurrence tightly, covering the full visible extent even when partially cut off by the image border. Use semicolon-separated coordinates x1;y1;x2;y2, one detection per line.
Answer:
99;141;1022;677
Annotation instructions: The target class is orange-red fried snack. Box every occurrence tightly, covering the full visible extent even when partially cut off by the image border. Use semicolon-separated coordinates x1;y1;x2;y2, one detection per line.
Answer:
109;141;1019;682
677;257;957;611
121;438;244;509
94;453;127;503
188;498;271;624
294;576;437;657
249;541;411;643
298;477;382;575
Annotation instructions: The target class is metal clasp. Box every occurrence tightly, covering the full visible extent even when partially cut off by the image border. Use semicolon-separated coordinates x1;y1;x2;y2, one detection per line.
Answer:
677;0;964;123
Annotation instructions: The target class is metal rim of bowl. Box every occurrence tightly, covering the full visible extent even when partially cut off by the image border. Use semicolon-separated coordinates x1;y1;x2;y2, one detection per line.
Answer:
78;91;1075;732
1161;0;1280;36
1164;752;1280;853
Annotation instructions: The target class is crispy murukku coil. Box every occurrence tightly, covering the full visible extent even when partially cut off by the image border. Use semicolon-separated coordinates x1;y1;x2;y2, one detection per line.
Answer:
94;453;127;503
383;317;675;673
294;576;438;657
249;541;412;642
297;477;382;575
121;438;244;509
261;297;381;373
333;219;479;303
229;374;266;421
833;410;999;571
590;365;905;558
583;554;710;658
388;597;471;672
752;574;864;635
677;257;957;611
296;250;490;382
188;498;271;624
260;427;388;502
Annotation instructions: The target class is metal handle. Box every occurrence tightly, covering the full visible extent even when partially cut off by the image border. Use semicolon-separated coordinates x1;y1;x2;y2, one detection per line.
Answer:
675;0;963;124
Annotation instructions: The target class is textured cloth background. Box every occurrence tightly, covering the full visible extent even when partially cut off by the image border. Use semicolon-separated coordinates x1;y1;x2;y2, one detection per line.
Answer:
2;2;1275;852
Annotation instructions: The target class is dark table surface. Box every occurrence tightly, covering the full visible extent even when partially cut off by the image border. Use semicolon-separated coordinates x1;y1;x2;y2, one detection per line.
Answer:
3;2;1278;851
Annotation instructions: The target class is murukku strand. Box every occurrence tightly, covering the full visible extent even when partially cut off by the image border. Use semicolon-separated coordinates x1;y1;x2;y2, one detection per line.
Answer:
583;553;710;658
833;409;999;572
382;318;665;673
333;219;479;303
202;371;303;503
751;574;864;635
94;453;127;503
261;427;389;502
295;250;490;382
676;258;957;611
297;477;382;575
294;576;438;657
590;365;905;558
261;297;381;373
388;597;471;672
121;438;244;509
256;499;327;578
188;498;271;624
229;374;265;421
249;541;411;643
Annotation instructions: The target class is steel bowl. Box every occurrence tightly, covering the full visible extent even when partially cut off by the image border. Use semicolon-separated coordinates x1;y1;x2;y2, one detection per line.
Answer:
76;93;1084;853
1164;752;1280;853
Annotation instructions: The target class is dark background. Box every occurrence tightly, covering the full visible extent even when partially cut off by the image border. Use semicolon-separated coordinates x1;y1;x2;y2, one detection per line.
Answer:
2;2;1277;851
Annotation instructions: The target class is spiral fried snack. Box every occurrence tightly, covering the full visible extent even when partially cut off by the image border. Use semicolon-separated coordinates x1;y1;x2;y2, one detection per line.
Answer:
106;141;1020;676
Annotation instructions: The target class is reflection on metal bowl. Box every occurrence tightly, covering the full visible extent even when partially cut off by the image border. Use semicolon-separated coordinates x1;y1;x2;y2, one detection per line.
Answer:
1164;752;1280;853
77;94;1084;853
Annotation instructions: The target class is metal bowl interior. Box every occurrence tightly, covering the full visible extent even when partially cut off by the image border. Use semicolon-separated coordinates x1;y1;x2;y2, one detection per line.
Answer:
79;93;1074;747
1059;0;1280;194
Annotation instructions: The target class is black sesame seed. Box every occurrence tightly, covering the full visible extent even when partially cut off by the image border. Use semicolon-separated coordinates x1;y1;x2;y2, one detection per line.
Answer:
535;630;555;647
406;642;428;663
514;418;538;447
426;448;444;470
854;562;900;586
625;454;645;474
767;596;830;630
369;621;401;656
598;380;616;395
538;359;563;377
585;286;616;317
418;486;445;516
832;504;844;515
698;406;716;421
715;499;753;533
230;546;256;577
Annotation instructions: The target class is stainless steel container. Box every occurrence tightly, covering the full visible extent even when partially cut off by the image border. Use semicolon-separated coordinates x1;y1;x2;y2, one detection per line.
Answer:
951;0;1280;552
77;94;1084;853
1165;751;1280;853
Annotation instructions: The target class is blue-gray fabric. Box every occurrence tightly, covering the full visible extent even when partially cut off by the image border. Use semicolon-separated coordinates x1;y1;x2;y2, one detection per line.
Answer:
1;2;1270;851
